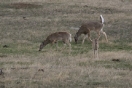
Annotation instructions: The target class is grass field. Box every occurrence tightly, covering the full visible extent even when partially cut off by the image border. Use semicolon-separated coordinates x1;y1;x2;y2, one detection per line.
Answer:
0;0;132;88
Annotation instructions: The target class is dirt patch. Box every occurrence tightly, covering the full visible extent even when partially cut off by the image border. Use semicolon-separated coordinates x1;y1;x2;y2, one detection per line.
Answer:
9;2;42;9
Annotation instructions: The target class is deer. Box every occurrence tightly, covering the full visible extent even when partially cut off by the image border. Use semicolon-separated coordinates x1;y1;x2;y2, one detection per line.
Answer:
39;32;72;51
92;38;99;59
74;15;108;44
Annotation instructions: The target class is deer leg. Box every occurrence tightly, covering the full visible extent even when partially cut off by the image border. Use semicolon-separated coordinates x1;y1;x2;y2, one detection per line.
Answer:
97;31;101;40
94;49;96;58
68;43;71;52
100;30;108;42
103;32;108;42
92;41;95;58
67;43;71;51
92;39;99;59
62;40;66;49
52;41;58;50
65;40;71;52
55;42;59;51
82;35;87;44
62;43;67;50
88;32;92;42
96;49;99;59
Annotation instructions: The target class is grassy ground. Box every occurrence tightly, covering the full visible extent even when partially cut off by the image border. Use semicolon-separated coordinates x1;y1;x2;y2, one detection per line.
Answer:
0;0;132;88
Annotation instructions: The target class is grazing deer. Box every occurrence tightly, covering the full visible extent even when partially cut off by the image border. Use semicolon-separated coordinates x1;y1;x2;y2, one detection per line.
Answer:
74;15;108;44
92;38;99;59
39;32;72;51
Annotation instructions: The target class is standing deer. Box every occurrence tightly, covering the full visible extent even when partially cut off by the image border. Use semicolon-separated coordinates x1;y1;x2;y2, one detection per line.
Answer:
74;15;108;44
92;38;99;59
39;32;72;51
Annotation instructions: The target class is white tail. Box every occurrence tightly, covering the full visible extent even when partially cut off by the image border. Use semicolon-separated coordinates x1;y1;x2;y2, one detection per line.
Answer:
100;15;104;24
39;32;71;51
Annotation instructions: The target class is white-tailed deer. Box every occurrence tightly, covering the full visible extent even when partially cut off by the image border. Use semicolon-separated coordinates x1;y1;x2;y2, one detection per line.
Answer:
39;32;72;51
92;38;99;59
74;15;108;44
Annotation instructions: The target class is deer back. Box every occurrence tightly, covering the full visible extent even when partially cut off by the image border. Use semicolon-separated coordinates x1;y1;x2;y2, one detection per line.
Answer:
46;32;70;42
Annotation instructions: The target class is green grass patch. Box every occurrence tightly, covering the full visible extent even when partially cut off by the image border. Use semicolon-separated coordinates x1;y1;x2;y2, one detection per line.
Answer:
94;60;132;70
0;41;131;56
100;42;132;51
78;61;88;67
0;43;39;55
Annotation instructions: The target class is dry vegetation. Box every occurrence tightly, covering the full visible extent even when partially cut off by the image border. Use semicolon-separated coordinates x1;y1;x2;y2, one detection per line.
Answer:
0;0;132;88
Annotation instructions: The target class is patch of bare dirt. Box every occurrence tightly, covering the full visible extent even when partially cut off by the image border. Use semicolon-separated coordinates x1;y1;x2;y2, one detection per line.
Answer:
10;2;42;9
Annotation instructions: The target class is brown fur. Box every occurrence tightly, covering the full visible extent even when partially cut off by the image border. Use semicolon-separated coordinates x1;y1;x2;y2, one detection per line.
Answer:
39;32;71;51
74;16;108;44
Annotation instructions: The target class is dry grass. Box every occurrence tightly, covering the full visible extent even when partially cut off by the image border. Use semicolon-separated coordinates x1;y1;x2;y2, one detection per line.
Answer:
1;51;132;88
0;0;132;88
